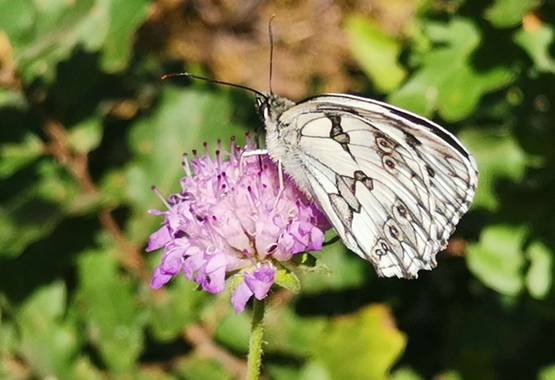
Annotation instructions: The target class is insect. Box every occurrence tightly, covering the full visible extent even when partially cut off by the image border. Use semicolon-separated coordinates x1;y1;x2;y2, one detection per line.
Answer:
162;25;478;279
254;91;478;278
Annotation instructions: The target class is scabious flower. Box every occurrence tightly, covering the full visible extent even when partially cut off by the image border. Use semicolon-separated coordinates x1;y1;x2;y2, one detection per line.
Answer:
147;136;330;312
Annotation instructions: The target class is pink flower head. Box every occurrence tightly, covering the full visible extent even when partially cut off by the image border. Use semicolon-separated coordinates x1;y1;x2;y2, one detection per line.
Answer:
147;136;330;312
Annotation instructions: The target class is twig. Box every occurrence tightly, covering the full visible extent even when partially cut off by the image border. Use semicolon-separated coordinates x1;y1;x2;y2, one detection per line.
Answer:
184;324;248;379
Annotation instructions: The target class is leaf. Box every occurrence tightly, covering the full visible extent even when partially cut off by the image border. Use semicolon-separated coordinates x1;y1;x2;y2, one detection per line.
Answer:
301;240;366;294
77;0;150;72
389;18;513;121
214;312;251;353
466;225;527;296
147;277;208;342
539;364;555;380
175;356;233;380
485;0;540;28
390;367;424;380
514;24;555;73
0;0;95;82
16;282;79;378
525;241;552;300
275;267;301;294
0;0;149;82
78;249;147;372
0;166;65;258
67;118;103;154
312;304;406;380
125;86;247;243
458;128;528;211
0;133;44;178
345;15;406;92
0;87;27;109
264;308;326;358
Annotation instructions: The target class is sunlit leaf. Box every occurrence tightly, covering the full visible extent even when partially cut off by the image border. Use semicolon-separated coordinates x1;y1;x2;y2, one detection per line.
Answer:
539;364;555;380
526;241;552;300
67;118;102;154
312;304;406;380
0;133;44;179
467;225;527;296
0;0;149;82
485;0;540;28
459;128;528;211
345;15;406;92
265;308;326;357
275;267;301;294
389;18;513;121
514;24;555;73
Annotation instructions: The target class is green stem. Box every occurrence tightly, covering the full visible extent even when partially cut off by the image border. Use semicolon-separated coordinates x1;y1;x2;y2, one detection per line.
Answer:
246;298;266;380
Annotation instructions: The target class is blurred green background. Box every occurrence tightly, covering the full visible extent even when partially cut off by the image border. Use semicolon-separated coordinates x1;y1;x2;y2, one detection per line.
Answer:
1;0;555;379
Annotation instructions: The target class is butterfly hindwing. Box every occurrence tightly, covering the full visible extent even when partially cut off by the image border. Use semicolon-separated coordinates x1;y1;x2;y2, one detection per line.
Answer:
267;93;478;279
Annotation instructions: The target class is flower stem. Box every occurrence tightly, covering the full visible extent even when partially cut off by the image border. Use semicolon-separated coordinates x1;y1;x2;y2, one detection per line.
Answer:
246;298;266;380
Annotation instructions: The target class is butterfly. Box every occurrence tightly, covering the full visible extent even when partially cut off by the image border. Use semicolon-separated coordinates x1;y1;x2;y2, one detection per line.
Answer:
162;71;478;279
253;92;478;279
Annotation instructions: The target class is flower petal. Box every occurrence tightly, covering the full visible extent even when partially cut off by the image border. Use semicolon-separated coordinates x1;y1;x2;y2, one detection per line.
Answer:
147;225;171;252
231;280;253;313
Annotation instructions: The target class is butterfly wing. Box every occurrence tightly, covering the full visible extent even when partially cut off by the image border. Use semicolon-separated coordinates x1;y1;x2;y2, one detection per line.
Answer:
275;94;478;278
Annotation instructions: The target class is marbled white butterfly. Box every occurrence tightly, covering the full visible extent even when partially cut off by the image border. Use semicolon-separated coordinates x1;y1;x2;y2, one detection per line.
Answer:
163;26;478;279
254;92;478;278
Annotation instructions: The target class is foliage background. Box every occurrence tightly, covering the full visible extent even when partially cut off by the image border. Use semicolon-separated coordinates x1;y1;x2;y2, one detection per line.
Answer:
1;0;555;379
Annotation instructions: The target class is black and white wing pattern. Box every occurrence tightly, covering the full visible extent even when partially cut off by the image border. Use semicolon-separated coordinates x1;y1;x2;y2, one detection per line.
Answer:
262;93;478;279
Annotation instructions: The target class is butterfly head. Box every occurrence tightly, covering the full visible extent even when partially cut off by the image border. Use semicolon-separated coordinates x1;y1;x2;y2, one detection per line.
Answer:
255;93;295;123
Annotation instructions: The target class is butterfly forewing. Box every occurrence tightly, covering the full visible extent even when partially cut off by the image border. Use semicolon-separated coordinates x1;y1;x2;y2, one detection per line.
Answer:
266;93;477;279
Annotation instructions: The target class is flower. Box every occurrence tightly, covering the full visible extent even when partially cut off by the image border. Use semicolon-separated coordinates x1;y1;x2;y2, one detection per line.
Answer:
147;136;330;312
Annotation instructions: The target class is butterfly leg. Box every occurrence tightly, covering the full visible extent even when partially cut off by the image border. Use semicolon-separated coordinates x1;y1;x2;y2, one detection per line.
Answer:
239;149;269;174
272;160;285;209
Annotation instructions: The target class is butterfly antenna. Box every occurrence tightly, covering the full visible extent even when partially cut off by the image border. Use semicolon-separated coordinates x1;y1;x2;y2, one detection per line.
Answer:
268;15;276;95
161;72;266;98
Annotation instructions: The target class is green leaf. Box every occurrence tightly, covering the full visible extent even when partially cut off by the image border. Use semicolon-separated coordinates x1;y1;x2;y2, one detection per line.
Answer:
125;86;247;243
389;18;513;121
77;0;149;72
312;304;406;380
175;356;233;380
539;364;555;380
0;0;149;82
299;361;333;380
390;367;424;380
16;282;78;378
67;118;103;154
275;267;301;294
0;169;65;258
147;277;208;341
0;0;95;81
467;225;527;296
78;249;147;372
345;15;406;92
458;128;528;211
265;308;326;358
214;312;251;353
485;0;540;28
514;24;555;73
0;133;44;178
301;240;366;294
525;241;552;299
0;87;27;108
